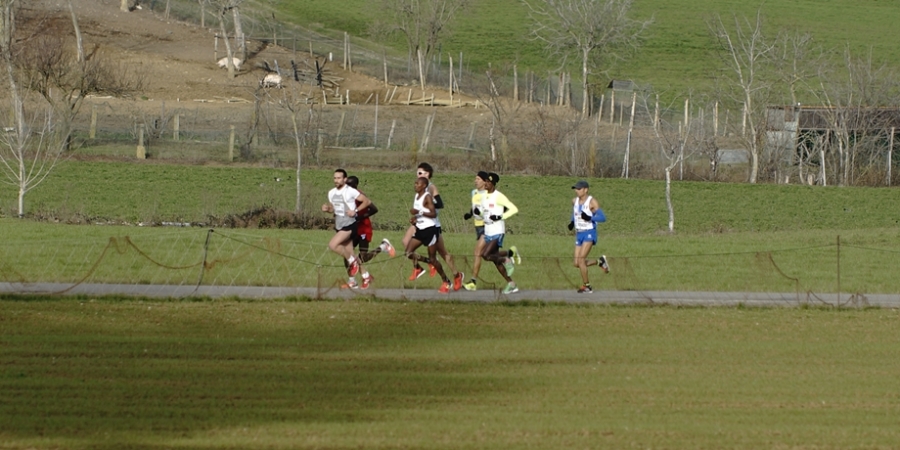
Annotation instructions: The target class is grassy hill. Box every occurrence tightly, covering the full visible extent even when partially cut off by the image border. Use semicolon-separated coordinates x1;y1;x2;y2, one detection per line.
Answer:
278;0;900;97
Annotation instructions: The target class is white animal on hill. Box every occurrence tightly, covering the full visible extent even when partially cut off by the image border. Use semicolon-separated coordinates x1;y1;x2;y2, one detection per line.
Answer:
260;73;283;88
216;57;242;70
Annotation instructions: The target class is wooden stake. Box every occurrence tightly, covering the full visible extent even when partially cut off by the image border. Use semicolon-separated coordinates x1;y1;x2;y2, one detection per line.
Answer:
449;56;454;106
513;64;518;101
888;127;895;186
609;90;615;124
137;124;146;159
387;119;396;148
383;50;388;86
374;94;379;147
89;105;97;139
227;125;234;162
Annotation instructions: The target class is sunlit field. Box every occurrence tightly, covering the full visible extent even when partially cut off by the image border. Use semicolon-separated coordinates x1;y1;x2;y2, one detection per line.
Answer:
4;300;900;449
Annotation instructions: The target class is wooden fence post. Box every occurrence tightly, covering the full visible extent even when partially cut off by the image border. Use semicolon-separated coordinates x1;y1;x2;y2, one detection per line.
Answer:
228;125;235;162
89;105;97;139
387;119;396;148
888;127;895;186
136;123;146;159
374;94;379;147
173;114;180;141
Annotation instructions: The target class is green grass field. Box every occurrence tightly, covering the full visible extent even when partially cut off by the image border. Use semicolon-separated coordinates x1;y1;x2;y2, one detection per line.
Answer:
278;0;900;96
4;300;900;449
2;161;900;294
7;161;900;234
4;161;900;448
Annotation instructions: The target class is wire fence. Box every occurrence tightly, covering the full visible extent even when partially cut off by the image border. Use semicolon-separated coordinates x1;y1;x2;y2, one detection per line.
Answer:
75;94;719;181
0;228;896;306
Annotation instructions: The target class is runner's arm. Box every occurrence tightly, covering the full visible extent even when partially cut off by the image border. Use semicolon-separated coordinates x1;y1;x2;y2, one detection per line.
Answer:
496;193;518;220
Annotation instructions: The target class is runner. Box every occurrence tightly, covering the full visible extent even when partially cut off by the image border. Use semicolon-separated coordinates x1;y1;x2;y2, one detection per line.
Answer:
405;176;454;294
478;172;520;294
401;162;463;290
462;171;488;291
338;175;395;289
320;168;373;289
569;180;609;293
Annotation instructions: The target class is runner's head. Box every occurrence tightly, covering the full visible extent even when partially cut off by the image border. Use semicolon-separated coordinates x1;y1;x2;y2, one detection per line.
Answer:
416;162;434;179
346;175;359;189
333;168;348;188
572;180;589;197
475;171;489;190
415;176;429;193
485;172;500;192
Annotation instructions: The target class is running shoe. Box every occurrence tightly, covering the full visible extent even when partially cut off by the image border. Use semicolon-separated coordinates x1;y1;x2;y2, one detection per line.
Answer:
348;259;360;277
361;274;373;290
453;272;464;291
439;281;451;294
340;278;358;289
502;281;519;294
380;238;396;257
463;280;477;291
577;284;593;294
408;266;426;281
598;255;610;274
429;263;437;277
509;245;521;264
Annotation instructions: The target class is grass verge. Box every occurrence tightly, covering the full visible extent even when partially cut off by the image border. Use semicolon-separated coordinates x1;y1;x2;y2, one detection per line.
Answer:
3;300;900;449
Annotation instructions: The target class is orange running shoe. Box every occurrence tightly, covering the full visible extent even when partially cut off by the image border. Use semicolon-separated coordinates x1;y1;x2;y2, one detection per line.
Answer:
408;266;426;281
453;272;464;291
438;281;451;294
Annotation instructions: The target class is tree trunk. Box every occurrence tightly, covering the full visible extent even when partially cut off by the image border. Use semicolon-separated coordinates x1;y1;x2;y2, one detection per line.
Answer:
665;166;674;232
745;94;759;183
120;0;129;12
290;111;302;213
218;11;235;78
581;46;589;117
2;0;25;216
416;47;425;91
68;0;83;62
0;0;14;54
232;6;245;62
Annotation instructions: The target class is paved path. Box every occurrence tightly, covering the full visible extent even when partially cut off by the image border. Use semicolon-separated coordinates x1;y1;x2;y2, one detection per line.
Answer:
1;282;896;308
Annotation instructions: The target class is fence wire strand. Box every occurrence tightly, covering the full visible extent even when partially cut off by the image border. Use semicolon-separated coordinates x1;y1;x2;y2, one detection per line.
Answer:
0;229;896;305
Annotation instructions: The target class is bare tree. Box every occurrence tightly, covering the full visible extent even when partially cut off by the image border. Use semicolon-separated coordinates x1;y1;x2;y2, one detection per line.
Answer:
811;47;900;186
641;92;703;232
212;0;244;78
522;0;651;116
373;0;468;89
768;30;822;183
479;67;526;169
709;10;775;183
0;3;142;217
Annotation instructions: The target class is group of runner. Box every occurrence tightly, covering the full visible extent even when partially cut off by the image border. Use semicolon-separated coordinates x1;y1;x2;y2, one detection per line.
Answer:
322;164;609;294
